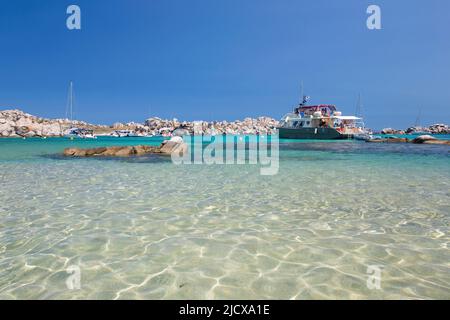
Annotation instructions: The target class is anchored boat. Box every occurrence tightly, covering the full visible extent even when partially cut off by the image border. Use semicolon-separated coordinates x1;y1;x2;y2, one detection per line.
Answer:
64;127;96;139
278;95;366;139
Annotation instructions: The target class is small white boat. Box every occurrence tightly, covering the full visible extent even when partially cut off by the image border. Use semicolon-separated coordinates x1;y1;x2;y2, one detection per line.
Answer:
353;133;373;141
64;128;97;139
158;127;173;137
110;130;139;137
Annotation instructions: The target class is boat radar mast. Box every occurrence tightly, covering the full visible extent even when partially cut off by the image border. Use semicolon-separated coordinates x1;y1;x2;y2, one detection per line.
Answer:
295;81;310;113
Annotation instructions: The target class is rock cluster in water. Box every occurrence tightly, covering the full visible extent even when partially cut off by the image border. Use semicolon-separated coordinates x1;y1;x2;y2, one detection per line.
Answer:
63;139;188;157
381;124;450;135
366;135;450;145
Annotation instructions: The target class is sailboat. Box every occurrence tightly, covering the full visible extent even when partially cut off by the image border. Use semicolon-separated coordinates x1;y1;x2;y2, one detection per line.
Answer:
63;81;96;139
352;93;373;140
409;107;429;134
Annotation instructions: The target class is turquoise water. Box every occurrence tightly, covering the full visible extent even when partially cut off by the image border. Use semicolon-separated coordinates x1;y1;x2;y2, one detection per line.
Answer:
0;136;449;299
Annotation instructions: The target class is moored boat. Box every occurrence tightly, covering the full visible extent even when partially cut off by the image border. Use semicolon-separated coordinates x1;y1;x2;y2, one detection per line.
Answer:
278;95;366;139
110;130;140;137
64;127;96;139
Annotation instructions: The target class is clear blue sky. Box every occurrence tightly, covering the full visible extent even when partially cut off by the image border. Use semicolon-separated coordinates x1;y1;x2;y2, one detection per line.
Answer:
0;0;449;129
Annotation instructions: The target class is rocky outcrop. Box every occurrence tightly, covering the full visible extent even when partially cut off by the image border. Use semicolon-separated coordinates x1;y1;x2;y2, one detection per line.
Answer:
405;124;449;134
381;128;405;135
429;124;450;134
0;109;108;137
412;135;450;145
144;116;279;136
0;110;46;137
411;135;436;143
384;124;449;135
63;139;188;157
1;109;279;137
366;135;450;145
64;145;161;157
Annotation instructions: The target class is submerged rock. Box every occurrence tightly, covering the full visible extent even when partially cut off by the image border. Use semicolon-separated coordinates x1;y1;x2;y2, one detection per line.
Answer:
421;140;450;145
411;135;437;143
366;137;409;143
366;134;450;145
412;135;450;145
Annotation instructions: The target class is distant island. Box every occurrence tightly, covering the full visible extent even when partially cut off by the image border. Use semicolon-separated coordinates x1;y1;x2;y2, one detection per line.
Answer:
0;109;449;138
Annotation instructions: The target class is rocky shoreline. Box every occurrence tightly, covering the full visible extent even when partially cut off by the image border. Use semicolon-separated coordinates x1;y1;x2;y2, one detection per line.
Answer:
0;109;110;137
0;109;279;137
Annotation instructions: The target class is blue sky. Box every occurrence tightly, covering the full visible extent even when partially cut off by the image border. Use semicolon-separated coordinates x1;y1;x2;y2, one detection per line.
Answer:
0;0;449;129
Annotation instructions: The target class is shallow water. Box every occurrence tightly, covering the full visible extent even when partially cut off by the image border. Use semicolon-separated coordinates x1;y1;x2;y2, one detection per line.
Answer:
0;136;449;299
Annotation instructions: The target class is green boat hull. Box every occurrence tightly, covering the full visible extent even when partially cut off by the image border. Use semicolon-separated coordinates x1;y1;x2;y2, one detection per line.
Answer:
278;127;352;140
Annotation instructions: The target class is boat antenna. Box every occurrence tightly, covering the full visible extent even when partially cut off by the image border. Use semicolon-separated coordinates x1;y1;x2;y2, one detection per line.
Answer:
295;80;309;114
300;81;304;105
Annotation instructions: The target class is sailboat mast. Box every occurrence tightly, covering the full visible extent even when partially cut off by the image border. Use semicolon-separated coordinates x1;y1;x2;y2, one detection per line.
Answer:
414;107;422;127
69;81;73;121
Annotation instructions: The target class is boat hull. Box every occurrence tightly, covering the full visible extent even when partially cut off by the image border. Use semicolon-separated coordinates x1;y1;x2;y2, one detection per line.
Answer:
278;127;351;140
